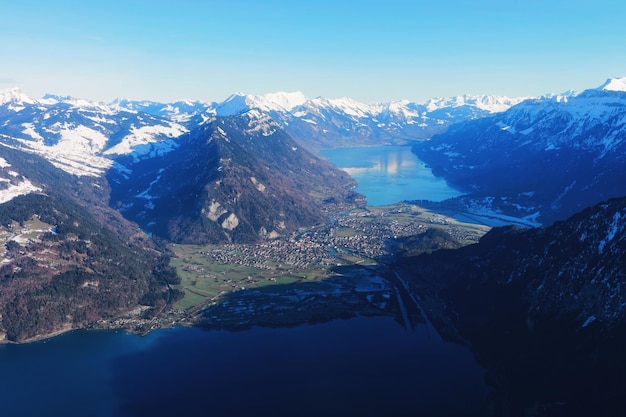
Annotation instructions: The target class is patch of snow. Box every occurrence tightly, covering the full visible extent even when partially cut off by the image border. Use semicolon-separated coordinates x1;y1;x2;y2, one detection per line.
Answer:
21;123;44;141
581;315;596;328
599;211;624;254
137;168;165;200
104;123;186;156
0;178;41;204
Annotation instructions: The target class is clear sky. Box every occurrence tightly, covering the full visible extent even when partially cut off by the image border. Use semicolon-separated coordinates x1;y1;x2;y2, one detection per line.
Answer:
2;0;625;103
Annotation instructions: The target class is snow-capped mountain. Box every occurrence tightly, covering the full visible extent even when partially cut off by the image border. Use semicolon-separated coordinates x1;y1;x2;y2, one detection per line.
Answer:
597;76;626;92
0;88;188;177
16;88;528;176
0;155;41;204
110;97;211;124
117;90;528;151
413;77;626;225
200;91;528;150
214;91;308;116
0;80;614;230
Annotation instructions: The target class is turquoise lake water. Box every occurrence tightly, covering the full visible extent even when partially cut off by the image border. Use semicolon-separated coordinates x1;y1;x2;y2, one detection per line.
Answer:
320;145;463;206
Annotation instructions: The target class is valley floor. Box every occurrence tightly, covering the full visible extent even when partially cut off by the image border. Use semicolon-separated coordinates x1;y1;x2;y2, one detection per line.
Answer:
4;202;489;343
168;202;489;317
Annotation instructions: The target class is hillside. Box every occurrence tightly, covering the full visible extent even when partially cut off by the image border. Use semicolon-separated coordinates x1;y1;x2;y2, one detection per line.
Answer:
108;110;361;244
393;196;626;416
0;146;178;342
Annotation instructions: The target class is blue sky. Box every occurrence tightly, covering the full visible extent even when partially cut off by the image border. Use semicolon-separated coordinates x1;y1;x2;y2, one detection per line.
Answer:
2;0;625;103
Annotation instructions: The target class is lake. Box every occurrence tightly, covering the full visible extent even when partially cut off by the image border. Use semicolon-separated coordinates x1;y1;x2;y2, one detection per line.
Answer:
320;145;463;206
0;318;490;417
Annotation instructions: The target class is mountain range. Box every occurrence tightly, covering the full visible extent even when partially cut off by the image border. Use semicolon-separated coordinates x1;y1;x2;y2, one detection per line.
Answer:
413;77;626;226
0;86;531;245
2;78;626;417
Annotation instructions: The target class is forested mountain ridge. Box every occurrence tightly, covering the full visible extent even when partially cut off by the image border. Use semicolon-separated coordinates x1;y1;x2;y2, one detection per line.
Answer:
0;89;363;340
393;195;626;415
109;110;361;243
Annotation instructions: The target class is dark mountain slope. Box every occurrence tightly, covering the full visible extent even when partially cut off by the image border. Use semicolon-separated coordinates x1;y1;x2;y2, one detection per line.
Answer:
394;196;626;416
0;146;177;342
109;111;360;244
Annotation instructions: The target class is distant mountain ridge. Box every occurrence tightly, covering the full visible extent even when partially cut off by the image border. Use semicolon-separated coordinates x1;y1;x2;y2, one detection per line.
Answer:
1;80;622;229
118;90;529;151
0;87;187;176
412;77;626;225
0;86;529;178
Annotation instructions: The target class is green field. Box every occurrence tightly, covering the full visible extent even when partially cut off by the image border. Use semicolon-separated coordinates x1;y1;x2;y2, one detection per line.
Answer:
169;244;333;311
168;202;490;312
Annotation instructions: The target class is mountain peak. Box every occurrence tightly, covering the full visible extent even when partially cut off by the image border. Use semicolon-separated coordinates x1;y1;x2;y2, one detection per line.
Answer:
253;91;307;111
215;91;307;116
215;92;250;116
0;87;35;105
423;94;528;113
597;77;626;92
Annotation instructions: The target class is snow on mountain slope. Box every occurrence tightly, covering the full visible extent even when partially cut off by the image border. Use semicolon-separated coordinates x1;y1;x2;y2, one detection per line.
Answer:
0;87;36;108
215;91;307;116
203;90;529;150
214;93;248;116
253;91;308;112
0;89;188;176
111;98;210;123
0;155;41;203
413;77;626;225
423;94;529;113
103;124;186;157
493;80;626;152
14;124;113;176
597;76;626;92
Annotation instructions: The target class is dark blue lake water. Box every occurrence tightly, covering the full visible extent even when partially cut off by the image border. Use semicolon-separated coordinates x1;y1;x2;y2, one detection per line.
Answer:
0;317;489;417
320;145;463;206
